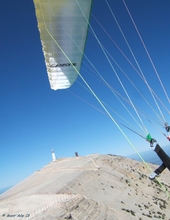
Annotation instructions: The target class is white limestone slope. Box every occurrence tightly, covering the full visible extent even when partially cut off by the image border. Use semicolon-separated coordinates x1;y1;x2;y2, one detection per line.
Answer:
0;154;170;219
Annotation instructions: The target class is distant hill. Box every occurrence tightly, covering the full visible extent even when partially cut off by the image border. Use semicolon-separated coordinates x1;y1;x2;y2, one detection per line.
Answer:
0;154;170;219
128;145;170;165
0;186;12;195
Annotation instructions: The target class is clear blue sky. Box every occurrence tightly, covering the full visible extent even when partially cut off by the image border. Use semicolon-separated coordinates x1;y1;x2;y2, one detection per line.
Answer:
0;0;170;190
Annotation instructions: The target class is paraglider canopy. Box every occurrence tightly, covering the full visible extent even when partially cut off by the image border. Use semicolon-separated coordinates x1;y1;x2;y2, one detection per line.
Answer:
33;0;93;90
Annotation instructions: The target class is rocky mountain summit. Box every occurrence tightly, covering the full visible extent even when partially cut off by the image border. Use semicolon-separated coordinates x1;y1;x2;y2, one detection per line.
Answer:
0;154;170;219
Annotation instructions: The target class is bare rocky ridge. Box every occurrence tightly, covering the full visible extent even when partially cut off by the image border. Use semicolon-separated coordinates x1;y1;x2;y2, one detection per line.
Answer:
0;154;170;219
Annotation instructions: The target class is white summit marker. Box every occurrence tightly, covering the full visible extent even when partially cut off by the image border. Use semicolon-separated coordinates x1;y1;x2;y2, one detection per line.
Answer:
52;149;56;162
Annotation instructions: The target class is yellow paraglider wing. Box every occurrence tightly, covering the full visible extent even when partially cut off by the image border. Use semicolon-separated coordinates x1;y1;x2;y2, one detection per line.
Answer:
33;0;93;90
